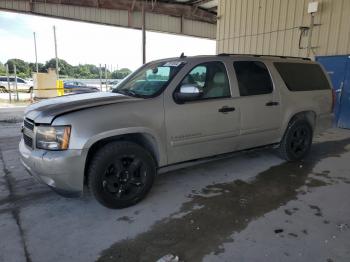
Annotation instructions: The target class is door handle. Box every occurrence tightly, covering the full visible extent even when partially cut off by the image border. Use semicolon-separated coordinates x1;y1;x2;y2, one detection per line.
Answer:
218;106;235;113
265;101;279;106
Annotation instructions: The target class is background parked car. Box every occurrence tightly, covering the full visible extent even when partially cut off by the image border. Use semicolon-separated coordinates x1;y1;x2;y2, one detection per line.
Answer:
63;80;100;94
0;76;33;93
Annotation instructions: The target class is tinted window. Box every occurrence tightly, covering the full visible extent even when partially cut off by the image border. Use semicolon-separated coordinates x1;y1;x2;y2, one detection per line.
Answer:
0;77;6;81
274;62;330;91
17;78;25;83
179;61;230;100
233;61;273;96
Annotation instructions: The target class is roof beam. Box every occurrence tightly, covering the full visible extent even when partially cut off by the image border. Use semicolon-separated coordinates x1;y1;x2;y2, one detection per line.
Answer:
0;0;217;39
193;0;214;6
32;0;216;23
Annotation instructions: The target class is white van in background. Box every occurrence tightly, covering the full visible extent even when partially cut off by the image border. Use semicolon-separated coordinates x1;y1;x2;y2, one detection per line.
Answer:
0;76;33;93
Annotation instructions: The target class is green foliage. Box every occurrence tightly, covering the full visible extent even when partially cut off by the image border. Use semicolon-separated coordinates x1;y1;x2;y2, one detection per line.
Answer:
72;64;101;79
0;62;6;75
2;58;131;79
111;68;132;79
28;62;46;73
44;58;74;76
6;59;30;75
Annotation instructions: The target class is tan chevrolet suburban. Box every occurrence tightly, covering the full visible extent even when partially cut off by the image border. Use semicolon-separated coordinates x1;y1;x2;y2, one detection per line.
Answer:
19;54;334;208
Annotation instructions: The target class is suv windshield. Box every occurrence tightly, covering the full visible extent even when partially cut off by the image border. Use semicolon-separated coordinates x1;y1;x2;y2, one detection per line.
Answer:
113;61;185;98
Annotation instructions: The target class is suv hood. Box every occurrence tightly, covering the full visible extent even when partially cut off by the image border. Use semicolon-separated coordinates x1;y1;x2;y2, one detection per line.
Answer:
25;92;140;124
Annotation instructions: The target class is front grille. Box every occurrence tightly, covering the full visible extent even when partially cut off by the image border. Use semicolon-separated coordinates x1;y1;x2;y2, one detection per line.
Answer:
23;133;33;148
24;119;34;131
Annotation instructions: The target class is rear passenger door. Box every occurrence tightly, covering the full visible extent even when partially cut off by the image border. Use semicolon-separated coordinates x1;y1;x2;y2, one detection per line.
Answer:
232;61;281;148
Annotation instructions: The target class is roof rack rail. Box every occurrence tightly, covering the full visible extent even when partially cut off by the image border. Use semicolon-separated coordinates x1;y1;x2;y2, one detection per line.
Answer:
217;53;311;61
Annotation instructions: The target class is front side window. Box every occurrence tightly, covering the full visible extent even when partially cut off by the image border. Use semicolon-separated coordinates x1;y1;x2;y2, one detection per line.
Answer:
233;61;273;96
113;61;185;98
177;61;230;101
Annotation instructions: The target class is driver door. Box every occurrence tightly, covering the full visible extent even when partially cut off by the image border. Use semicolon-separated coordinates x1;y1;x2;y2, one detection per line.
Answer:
164;61;240;164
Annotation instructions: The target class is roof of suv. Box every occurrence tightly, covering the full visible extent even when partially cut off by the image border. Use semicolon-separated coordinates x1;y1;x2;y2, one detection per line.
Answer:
154;54;313;65
217;53;311;61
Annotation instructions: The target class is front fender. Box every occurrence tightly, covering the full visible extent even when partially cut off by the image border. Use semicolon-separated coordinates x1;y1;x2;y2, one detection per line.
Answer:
82;127;167;166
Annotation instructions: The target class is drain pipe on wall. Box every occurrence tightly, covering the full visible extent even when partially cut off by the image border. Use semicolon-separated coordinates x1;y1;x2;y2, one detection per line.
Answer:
142;1;146;64
306;1;318;58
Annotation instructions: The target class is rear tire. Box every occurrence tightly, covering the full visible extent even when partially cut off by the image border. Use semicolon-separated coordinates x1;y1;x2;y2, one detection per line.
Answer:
88;141;156;209
279;119;313;161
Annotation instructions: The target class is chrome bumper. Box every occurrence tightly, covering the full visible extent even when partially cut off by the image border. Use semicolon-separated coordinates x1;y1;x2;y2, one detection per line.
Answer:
19;139;87;197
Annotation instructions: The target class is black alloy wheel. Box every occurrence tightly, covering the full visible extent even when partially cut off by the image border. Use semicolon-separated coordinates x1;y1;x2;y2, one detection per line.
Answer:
279;119;313;161
88;141;156;208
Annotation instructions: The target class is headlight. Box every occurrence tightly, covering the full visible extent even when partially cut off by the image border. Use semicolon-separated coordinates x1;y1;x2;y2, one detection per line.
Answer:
36;126;71;150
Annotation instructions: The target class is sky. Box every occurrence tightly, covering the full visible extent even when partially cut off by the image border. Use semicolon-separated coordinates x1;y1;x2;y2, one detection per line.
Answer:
0;11;215;71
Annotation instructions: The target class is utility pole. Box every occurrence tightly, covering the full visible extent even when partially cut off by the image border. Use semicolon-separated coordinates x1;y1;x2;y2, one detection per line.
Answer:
105;64;108;91
53;25;59;78
14;64;19;101
33;32;38;73
141;1;146;64
6;64;11;103
99;64;102;91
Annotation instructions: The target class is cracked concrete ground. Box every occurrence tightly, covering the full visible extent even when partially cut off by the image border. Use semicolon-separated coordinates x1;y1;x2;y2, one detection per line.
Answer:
0;108;350;262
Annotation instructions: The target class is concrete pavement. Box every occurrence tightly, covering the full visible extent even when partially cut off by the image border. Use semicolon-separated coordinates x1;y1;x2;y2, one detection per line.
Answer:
0;110;349;262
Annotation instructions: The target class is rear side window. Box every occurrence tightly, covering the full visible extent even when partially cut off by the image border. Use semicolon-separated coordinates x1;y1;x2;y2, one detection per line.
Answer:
233;61;273;96
274;62;330;91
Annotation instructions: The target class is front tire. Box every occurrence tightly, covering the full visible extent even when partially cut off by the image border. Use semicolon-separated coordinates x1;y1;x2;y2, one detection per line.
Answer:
88;141;156;209
279;119;313;161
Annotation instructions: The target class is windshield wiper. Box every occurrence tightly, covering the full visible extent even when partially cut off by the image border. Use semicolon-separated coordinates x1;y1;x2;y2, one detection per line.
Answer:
114;89;138;97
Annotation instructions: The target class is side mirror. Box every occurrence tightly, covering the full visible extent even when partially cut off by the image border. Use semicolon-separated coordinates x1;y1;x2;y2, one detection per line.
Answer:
174;84;203;103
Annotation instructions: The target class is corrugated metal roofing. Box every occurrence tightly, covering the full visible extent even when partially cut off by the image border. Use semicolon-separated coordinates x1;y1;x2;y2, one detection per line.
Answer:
0;0;218;39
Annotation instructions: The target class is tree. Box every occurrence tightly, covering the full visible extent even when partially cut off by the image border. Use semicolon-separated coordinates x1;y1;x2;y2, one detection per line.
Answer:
111;68;132;79
6;59;30;75
0;62;6;75
73;64;102;79
44;58;73;77
29;62;46;74
1;57;131;79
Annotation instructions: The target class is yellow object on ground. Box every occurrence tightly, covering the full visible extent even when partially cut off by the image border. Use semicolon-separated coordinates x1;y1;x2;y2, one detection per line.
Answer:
56;80;64;96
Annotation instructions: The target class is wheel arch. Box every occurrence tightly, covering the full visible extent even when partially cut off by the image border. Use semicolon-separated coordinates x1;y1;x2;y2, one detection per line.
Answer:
281;110;316;140
84;132;161;185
